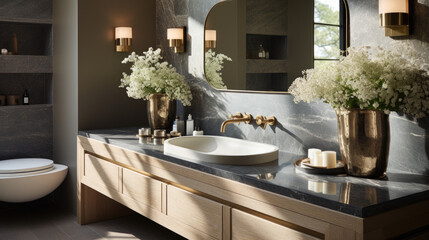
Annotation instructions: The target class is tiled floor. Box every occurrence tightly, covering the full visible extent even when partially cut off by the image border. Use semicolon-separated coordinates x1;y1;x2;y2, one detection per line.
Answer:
0;202;186;240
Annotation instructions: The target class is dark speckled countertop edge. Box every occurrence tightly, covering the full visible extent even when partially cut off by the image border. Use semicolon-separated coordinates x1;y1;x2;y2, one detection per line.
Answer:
78;129;429;218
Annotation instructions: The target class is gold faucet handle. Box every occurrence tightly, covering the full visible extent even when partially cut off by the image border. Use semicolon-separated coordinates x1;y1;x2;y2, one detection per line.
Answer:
267;116;277;126
255;115;268;129
243;112;253;124
255;115;276;129
229;112;243;119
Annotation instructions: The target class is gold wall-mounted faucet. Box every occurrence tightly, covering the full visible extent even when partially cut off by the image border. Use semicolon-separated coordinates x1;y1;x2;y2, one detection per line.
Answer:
220;112;252;133
255;115;277;129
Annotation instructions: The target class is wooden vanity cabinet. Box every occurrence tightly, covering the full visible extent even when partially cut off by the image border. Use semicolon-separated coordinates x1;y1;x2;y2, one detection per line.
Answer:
166;185;224;239
77;136;429;240
231;209;319;240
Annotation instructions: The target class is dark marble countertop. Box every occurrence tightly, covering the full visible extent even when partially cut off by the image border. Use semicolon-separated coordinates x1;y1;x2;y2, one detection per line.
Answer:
79;128;429;218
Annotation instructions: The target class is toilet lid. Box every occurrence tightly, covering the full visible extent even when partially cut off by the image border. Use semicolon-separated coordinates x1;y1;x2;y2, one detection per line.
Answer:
0;158;54;174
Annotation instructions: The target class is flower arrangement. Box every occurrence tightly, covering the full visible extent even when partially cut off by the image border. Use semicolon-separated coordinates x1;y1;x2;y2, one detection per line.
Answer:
288;42;429;118
119;47;192;106
205;49;232;89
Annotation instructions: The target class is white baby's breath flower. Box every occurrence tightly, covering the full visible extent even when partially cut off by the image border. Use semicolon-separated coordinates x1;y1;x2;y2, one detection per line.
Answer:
288;42;429;118
119;47;192;106
204;49;232;89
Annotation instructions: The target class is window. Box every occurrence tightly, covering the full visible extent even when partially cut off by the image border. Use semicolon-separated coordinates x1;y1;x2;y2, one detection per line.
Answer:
314;0;348;68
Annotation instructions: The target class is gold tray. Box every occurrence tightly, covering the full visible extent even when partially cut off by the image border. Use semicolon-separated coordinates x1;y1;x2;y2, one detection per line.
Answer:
294;158;346;175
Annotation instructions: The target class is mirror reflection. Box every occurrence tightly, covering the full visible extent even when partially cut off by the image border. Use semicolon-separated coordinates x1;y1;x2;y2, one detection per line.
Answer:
204;0;348;92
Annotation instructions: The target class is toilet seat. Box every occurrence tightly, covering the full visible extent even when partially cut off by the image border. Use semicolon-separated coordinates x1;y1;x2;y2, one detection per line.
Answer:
0;158;54;176
0;166;55;177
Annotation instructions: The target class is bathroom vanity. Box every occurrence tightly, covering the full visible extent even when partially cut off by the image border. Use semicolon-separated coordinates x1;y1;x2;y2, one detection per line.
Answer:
78;128;429;240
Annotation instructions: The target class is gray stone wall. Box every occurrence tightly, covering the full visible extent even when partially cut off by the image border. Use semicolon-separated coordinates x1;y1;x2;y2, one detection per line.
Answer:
156;0;429;175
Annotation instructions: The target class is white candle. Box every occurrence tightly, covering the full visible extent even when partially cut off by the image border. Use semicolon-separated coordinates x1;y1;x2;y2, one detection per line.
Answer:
322;151;337;168
308;148;322;166
138;128;144;135
313;152;323;166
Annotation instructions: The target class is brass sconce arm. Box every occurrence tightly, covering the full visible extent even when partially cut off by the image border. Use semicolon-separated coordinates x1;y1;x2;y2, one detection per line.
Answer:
220;112;252;133
255;115;277;129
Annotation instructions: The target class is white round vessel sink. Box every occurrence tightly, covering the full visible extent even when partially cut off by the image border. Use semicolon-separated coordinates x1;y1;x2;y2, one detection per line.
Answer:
164;136;278;165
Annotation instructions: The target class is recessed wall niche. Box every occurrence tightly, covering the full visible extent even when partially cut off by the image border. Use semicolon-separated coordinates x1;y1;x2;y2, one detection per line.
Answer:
0;0;53;160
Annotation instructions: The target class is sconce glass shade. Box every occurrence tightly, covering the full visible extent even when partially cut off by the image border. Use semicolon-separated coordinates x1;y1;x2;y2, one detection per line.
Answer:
379;0;408;14
115;27;132;52
379;0;409;36
167;28;184;40
167;28;185;53
205;30;217;49
205;30;216;41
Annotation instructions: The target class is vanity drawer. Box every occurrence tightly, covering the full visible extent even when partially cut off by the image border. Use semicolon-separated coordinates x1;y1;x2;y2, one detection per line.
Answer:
84;154;119;191
122;168;162;212
231;209;319;240
167;185;223;239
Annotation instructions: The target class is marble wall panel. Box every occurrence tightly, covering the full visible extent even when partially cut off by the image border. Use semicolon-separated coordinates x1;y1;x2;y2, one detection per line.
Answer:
0;0;52;20
0;105;53;160
156;0;429;175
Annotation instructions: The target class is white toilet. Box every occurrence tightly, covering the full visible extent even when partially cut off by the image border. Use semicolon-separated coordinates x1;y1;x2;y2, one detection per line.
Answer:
0;158;68;203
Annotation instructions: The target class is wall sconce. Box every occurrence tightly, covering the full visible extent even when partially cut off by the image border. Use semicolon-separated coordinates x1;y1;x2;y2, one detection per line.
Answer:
379;0;409;37
205;30;217;49
115;27;132;52
167;27;185;53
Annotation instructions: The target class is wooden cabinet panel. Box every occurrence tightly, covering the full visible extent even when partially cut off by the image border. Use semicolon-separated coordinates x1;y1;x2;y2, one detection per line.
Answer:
122;168;163;212
84;154;119;191
231;209;320;240
167;185;223;239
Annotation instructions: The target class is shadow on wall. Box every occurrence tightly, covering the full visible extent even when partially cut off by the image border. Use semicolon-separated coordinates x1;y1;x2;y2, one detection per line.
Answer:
157;0;429;174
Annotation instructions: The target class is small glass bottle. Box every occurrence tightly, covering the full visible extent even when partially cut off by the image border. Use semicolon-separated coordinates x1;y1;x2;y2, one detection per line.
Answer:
258;44;265;59
23;89;29;105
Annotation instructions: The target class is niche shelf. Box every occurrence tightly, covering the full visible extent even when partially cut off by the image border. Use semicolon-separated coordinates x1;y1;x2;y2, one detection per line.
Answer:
0;17;52;24
0;104;53;109
246;34;287;60
0;55;52;73
0;0;53;160
246;59;288;74
0;21;52;56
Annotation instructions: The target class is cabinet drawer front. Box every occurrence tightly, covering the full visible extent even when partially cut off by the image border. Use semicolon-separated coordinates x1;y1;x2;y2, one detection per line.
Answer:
122;168;162;212
84;154;119;191
231;209;319;240
167;185;223;239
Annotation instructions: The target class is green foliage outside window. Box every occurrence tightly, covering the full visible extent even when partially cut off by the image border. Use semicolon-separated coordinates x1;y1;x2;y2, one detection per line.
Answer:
314;0;341;64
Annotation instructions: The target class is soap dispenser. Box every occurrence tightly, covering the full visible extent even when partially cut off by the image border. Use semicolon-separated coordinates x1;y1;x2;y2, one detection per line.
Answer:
186;114;194;136
172;116;179;132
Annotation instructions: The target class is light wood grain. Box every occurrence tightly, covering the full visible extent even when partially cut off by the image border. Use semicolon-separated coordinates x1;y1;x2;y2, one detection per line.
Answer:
122;168;163;212
79;184;133;225
84;154;119;191
231;209;319;240
77;136;429;239
326;224;356;240
77;136;360;233
167;185;223;240
222;206;231;240
83;175;216;240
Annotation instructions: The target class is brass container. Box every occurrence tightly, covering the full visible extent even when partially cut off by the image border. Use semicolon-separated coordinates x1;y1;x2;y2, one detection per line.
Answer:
336;109;390;178
147;93;176;130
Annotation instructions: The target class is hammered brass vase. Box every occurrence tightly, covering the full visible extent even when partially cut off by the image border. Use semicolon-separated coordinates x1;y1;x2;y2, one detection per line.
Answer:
336;109;390;179
147;93;176;130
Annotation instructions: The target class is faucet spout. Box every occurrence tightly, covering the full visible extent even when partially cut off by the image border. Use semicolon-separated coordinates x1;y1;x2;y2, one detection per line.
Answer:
220;113;252;133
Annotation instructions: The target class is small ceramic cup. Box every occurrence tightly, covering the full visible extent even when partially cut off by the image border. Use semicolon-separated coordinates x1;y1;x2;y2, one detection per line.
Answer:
7;95;20;105
0;95;5;106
